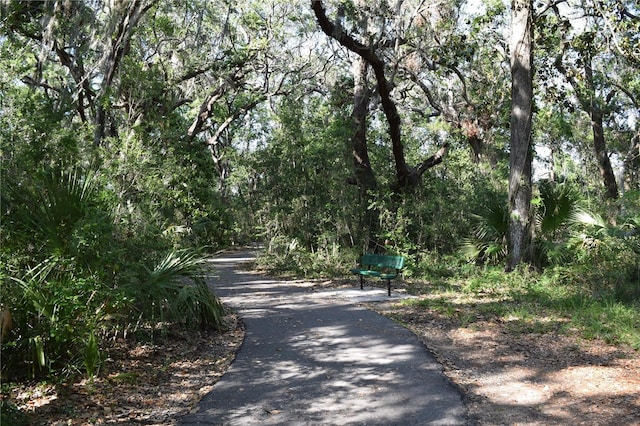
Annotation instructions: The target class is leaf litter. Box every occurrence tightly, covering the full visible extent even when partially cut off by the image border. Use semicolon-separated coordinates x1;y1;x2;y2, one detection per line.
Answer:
6;276;640;425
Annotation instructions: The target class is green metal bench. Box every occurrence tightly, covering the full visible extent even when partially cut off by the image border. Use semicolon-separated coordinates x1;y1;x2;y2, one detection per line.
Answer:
351;253;405;296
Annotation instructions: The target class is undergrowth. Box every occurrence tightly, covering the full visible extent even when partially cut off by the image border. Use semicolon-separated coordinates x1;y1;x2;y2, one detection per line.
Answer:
257;245;640;350
403;261;640;350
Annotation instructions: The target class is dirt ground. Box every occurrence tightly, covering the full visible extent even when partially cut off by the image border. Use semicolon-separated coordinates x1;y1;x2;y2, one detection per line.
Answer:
5;277;640;425
4;313;245;425
369;300;640;425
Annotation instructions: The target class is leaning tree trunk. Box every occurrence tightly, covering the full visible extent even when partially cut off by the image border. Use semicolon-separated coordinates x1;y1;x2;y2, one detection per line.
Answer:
506;0;534;272
93;0;157;146
311;0;447;193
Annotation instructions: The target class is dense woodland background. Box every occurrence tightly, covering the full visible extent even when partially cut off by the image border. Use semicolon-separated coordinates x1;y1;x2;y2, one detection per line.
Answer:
1;0;638;399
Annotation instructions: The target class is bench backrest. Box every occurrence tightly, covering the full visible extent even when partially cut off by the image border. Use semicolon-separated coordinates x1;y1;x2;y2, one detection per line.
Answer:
361;253;405;270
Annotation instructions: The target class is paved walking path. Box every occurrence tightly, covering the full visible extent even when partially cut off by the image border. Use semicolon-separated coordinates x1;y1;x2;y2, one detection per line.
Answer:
179;251;466;425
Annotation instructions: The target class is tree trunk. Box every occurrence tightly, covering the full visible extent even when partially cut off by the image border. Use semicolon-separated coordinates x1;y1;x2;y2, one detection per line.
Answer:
312;1;409;180
312;0;447;192
591;109;619;199
555;46;620;200
353;60;378;250
506;0;534;272
93;0;157;146
583;57;619;199
349;2;378;252
623;131;640;192
351;52;377;192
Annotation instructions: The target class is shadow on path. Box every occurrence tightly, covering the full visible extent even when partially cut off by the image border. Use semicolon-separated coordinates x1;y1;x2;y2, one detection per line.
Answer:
179;251;467;425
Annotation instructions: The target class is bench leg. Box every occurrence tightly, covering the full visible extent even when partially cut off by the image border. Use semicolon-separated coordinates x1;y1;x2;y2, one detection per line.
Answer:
387;279;391;296
360;274;364;290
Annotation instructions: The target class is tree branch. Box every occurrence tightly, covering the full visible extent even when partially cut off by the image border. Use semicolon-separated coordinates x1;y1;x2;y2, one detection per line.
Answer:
312;0;409;184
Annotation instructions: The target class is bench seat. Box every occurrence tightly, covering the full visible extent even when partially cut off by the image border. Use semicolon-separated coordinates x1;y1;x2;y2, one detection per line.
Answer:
351;253;405;296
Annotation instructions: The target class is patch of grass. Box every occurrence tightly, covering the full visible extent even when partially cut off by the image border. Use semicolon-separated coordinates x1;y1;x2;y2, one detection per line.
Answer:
475;300;510;318
463;267;512;293
457;312;478;327
406;262;640;350
571;299;640;349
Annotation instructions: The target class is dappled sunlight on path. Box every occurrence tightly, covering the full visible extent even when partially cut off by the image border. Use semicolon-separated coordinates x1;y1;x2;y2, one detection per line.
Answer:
180;250;466;425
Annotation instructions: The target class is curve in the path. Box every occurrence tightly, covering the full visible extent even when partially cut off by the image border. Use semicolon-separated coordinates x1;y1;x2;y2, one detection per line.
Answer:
179;251;467;425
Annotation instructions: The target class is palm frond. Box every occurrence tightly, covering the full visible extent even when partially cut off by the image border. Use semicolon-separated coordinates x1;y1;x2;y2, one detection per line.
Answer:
537;180;579;236
570;208;607;229
7;165;100;253
136;249;224;329
461;198;509;264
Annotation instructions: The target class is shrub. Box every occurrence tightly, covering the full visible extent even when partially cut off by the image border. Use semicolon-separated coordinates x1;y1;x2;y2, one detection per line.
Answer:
1;165;226;380
460;195;509;265
128;249;225;330
4;259;112;379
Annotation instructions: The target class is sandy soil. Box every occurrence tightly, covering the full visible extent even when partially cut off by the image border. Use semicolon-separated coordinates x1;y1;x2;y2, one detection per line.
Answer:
370;300;640;425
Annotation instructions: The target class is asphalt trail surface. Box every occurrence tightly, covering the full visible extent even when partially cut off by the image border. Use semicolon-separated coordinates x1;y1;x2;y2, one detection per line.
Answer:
179;251;467;425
